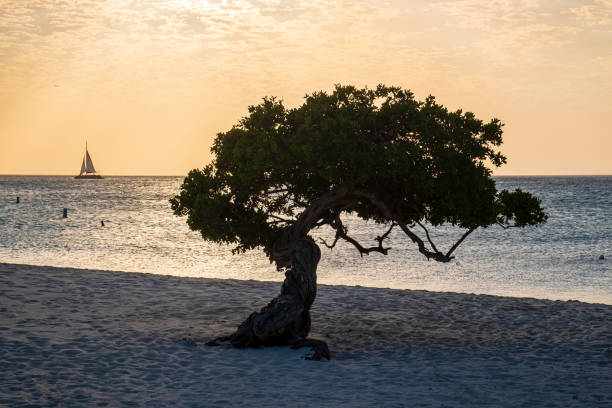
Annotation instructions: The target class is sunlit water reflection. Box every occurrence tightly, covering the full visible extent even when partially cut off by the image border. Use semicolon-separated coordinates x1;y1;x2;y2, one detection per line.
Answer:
1;176;610;304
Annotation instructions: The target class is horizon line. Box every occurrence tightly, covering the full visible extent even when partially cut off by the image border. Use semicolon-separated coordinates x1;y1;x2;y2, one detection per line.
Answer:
1;173;611;177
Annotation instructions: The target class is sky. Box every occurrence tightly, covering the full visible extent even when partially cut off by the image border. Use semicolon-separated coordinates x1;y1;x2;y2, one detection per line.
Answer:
0;0;611;176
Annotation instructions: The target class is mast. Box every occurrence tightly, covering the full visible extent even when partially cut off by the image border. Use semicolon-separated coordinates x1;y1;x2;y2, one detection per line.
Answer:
76;140;103;178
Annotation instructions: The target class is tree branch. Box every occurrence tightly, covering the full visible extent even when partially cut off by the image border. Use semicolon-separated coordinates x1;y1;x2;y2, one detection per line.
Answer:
445;227;476;259
496;222;518;230
318;233;340;250
288;187;476;264
375;222;396;247
267;214;293;223
329;216;392;257
416;220;439;253
396;222;452;262
266;188;289;194
350;190;453;262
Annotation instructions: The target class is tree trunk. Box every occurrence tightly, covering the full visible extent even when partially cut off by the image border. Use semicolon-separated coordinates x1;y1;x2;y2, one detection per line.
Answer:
206;189;356;359
208;229;330;360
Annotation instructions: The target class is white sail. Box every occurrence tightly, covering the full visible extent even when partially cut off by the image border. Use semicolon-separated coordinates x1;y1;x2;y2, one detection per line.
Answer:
85;149;96;173
76;142;102;178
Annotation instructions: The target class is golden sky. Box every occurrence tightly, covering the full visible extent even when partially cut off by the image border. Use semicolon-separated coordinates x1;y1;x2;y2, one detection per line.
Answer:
1;0;611;175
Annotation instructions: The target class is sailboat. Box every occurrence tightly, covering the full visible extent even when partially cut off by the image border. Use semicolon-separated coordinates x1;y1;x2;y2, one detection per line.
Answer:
75;142;103;179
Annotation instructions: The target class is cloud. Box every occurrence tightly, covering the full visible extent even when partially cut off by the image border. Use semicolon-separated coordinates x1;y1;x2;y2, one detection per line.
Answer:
429;0;585;49
0;0;608;105
0;0;430;104
564;1;612;26
431;0;541;28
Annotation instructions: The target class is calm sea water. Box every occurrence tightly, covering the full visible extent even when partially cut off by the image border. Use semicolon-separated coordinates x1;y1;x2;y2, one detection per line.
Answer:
0;176;610;304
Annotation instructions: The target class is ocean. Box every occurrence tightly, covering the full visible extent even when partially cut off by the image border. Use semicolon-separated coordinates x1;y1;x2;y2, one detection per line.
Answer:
0;176;610;304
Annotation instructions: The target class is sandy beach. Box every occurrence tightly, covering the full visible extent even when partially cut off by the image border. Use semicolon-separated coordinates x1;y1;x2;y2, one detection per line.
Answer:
1;262;610;407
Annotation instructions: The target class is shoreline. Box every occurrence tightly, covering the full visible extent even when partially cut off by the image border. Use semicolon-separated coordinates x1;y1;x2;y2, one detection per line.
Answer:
1;262;610;406
3;261;609;306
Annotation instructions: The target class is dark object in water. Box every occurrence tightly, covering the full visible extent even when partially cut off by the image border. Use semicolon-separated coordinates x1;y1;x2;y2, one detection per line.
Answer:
600;255;605;260
16;196;19;204
63;208;67;218
179;337;197;347
101;220;105;227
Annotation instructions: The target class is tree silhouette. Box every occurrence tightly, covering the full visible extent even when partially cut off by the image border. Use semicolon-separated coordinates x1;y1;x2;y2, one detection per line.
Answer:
171;85;547;359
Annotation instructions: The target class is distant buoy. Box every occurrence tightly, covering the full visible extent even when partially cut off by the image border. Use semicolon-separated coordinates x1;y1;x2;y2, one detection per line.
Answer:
600;255;605;260
101;220;105;227
16;196;20;204
63;208;68;218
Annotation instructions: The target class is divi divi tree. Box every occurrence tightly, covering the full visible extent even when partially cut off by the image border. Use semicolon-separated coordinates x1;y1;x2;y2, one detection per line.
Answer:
171;85;547;360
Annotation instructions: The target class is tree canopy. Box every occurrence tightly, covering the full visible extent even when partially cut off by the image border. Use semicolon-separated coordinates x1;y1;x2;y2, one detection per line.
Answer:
171;84;547;266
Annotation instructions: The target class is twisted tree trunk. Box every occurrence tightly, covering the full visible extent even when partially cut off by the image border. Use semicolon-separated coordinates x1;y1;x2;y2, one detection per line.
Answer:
206;189;357;360
207;229;330;360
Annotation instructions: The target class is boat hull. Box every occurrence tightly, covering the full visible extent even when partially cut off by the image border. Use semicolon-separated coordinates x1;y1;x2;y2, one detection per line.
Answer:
74;174;104;179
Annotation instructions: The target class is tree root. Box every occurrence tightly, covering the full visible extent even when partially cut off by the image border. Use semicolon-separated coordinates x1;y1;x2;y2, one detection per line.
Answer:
290;338;331;361
204;336;330;360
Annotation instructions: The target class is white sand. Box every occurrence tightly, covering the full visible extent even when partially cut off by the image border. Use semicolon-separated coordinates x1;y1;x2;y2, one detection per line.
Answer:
1;262;610;407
